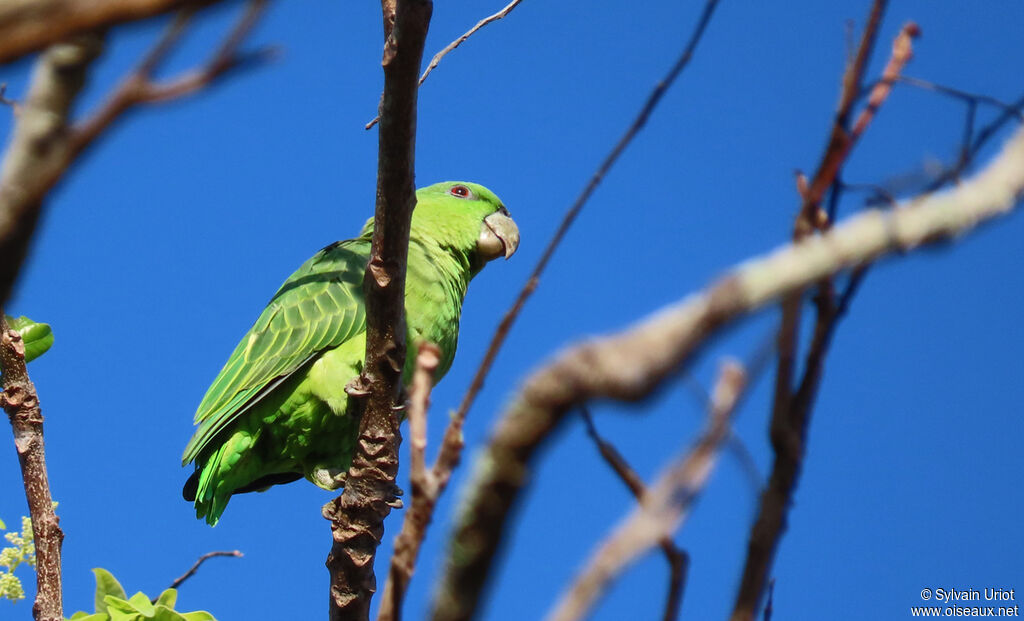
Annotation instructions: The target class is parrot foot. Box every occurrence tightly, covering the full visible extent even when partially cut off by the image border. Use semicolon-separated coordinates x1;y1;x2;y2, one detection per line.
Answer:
311;467;348;490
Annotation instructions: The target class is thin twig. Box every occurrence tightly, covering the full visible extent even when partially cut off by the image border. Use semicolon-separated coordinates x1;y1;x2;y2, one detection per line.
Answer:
165;550;243;592
70;0;273;157
1;314;62;621
378;343;441;621
366;0;524;129
432;124;1024;621
546;362;746;621
426;1;723;578
736;18;920;621
580;407;689;621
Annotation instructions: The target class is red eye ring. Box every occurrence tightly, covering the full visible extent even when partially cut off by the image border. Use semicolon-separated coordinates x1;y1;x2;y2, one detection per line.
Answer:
449;185;471;198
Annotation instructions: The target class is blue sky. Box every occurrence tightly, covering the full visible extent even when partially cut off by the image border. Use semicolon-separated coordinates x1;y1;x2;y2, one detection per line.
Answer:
2;1;1022;619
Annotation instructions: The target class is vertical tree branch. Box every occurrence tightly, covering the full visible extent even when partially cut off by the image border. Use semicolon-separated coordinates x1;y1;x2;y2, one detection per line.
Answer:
324;1;432;619
0;33;103;311
378;343;441;621
0;315;61;621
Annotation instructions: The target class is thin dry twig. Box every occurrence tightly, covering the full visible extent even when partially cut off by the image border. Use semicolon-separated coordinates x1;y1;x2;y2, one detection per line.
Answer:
420;7;723;598
432;123;1024;621
164;550;244;593
580;407;689;621
366;0;524;129
378;343;441;621
70;0;273;156
0;2;269;313
736;16;920;621
546;362;746;621
323;1;433;619
0;314;61;621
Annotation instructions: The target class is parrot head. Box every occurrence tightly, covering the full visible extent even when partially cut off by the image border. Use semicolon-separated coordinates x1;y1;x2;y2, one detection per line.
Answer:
411;181;520;271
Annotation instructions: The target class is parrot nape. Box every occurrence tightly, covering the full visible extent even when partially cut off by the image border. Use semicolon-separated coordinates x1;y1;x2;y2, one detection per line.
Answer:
182;182;519;525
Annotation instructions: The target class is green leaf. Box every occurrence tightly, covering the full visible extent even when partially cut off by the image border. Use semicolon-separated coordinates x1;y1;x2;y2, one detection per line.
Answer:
154;589;177;609
106;607;137;621
0;518;5;529
6;315;54;363
102;595;137;615
179;612;216;621
151;606;189;621
93;568;128;614
67;614;109;621
127;591;155;616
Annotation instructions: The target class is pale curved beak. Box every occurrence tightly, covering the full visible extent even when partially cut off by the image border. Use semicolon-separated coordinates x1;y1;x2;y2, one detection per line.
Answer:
478;207;520;261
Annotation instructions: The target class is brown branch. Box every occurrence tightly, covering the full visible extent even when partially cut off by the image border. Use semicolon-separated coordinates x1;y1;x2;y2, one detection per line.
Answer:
0;0;221;64
365;0;525;130
0;315;62;621
430;124;1024;621
378;343;441;621
580;407;689;621
0;33;103;328
0;2;268;313
164;550;243;593
546;362;745;621
70;0;272;157
738;18;920;621
418;6;724;596
323;1;432;619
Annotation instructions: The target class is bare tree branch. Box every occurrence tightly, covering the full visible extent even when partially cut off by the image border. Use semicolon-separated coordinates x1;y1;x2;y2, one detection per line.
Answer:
414;10;725;601
580;407;689;621
378;343;441;621
740;18;919;621
547;362;745;621
0;2;268;312
158;550;243;599
323;1;433;619
0;33;103;333
431;124;1024;621
366;0;525;130
71;0;273;157
0;314;62;621
0;0;222;64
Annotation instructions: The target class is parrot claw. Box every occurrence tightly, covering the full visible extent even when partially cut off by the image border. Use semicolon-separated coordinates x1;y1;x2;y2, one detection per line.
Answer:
344;376;371;398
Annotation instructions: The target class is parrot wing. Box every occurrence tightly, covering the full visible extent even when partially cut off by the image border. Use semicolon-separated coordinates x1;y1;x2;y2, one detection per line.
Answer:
182;239;369;464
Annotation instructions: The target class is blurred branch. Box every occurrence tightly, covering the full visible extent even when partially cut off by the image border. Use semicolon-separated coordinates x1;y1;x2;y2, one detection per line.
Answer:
580;407;689;621
0;1;268;312
420;11;723;607
323;1;432;619
0;33;103;325
741;18;918;621
548;363;745;621
0;314;62;621
0;0;220;64
378;343;441;621
71;0;273;157
431;123;1024;621
366;0;524;129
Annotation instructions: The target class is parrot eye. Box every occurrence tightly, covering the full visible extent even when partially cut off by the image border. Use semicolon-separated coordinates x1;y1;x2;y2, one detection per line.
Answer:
449;185;473;199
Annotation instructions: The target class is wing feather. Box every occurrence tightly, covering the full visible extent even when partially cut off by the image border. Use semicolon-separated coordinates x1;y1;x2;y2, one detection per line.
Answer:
182;239;370;464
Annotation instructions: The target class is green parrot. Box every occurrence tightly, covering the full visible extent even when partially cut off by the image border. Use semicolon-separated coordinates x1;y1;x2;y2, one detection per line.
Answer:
182;182;519;525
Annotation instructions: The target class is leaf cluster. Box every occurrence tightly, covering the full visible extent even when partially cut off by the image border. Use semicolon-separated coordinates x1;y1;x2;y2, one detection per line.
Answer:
67;568;217;621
